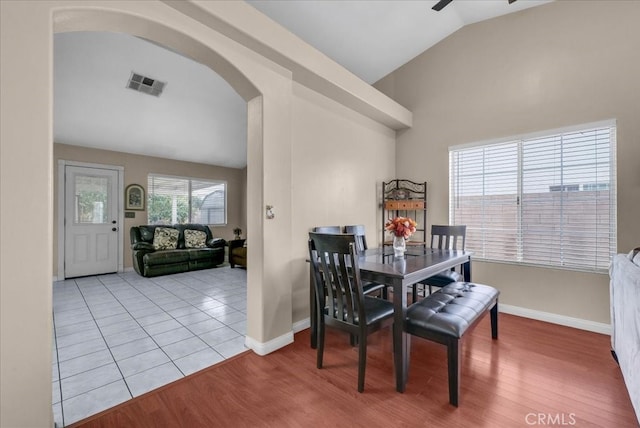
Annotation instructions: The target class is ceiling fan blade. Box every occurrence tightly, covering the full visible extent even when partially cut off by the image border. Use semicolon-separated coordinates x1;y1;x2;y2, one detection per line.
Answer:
432;0;453;11
433;0;516;11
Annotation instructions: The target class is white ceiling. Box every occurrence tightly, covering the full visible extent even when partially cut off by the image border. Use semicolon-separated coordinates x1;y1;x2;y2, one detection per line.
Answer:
54;32;248;168
53;0;552;168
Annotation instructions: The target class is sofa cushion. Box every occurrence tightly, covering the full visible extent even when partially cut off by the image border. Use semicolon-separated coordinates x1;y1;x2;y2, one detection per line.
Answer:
153;227;179;250
184;229;207;248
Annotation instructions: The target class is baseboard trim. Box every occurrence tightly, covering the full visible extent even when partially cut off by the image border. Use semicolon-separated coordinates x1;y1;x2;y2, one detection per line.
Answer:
499;304;611;335
245;330;294;356
292;306;610;338
293;318;310;333
53;268;134;283
244;319;309;356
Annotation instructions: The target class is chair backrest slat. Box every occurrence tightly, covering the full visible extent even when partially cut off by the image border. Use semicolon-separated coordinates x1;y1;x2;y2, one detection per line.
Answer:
430;225;467;250
343;225;368;253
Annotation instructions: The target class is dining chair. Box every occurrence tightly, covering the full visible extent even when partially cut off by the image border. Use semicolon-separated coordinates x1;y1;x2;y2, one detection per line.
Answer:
343;225;368;252
413;225;467;301
343;225;387;298
308;232;395;392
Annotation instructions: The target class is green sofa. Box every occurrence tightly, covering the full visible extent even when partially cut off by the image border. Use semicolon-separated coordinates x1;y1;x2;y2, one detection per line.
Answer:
130;224;226;277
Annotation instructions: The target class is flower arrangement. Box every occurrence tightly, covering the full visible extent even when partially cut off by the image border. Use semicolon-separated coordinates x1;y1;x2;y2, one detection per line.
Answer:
385;216;417;239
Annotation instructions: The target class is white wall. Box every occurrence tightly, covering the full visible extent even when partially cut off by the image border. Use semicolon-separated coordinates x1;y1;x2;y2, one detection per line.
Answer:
0;3;54;427
375;0;640;326
290;83;396;323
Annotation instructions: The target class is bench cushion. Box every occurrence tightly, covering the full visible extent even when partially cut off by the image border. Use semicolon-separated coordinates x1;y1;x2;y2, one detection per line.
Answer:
406;282;499;339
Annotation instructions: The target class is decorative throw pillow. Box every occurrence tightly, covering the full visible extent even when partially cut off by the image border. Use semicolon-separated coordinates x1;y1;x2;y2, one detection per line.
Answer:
184;229;207;249
153;227;179;250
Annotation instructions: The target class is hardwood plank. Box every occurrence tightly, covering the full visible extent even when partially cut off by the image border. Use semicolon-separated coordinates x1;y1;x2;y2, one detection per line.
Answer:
69;314;638;428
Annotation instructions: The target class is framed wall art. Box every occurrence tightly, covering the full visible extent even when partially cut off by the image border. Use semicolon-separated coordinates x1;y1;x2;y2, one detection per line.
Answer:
125;184;145;211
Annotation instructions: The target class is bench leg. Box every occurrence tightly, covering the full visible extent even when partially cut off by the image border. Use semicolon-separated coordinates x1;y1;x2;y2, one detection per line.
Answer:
490;302;498;340
447;337;460;407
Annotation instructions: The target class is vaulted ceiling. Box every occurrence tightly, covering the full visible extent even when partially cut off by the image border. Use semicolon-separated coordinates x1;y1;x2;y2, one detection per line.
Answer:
53;0;552;168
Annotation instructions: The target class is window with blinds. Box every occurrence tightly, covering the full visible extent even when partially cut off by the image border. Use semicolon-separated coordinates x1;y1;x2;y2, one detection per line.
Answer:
449;120;616;272
147;175;226;226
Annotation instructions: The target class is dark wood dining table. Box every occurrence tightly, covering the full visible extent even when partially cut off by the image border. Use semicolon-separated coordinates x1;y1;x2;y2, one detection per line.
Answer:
309;246;472;392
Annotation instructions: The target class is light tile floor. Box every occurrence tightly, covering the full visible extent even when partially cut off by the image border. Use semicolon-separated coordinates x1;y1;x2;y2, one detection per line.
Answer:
52;267;247;427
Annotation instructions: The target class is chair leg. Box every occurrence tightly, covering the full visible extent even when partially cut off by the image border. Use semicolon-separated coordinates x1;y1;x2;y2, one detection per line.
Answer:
350;334;358;346
412;284;418;303
357;334;367;392
490;302;498;339
447;337;460;407
317;320;325;369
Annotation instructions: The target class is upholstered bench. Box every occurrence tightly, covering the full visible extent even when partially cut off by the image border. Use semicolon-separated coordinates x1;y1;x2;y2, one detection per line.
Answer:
405;282;499;406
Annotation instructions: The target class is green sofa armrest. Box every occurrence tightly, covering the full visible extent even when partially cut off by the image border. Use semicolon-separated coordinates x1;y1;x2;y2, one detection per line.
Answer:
132;242;155;251
207;238;227;249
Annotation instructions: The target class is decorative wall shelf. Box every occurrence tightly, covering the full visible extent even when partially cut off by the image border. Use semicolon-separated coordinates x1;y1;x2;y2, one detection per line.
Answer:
382;179;427;248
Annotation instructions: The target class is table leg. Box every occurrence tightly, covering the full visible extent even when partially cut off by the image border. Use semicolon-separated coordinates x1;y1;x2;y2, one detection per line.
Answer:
463;258;471;282
393;279;409;392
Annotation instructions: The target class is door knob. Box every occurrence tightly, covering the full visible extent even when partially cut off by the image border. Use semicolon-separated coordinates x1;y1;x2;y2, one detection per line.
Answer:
112;227;117;232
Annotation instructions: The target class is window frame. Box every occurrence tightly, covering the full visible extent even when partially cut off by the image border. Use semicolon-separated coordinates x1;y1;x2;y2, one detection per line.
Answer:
147;174;227;226
449;119;617;274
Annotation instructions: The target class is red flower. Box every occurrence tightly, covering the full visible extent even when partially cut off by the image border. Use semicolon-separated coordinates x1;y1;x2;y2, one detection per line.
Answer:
385;217;417;239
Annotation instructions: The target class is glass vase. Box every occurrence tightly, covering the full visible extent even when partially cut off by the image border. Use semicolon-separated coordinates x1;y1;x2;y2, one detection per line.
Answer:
393;235;406;258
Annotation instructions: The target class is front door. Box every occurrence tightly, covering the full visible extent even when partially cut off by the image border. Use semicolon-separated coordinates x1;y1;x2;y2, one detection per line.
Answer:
64;165;119;278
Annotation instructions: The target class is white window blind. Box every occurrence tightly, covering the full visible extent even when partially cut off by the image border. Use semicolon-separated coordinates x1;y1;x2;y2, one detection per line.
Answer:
449;121;616;272
147;175;226;226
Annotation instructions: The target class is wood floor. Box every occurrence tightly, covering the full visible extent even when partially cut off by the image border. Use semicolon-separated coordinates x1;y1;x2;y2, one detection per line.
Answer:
70;313;638;428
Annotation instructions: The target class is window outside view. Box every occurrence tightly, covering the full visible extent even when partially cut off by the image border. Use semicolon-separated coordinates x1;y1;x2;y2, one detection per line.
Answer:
450;123;616;272
74;175;109;224
147;175;226;225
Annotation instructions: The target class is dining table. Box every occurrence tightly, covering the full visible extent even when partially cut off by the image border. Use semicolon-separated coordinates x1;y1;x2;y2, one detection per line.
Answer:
309;246;472;393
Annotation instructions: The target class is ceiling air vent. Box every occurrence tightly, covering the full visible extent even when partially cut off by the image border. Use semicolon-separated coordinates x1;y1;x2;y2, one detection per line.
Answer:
126;72;166;97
